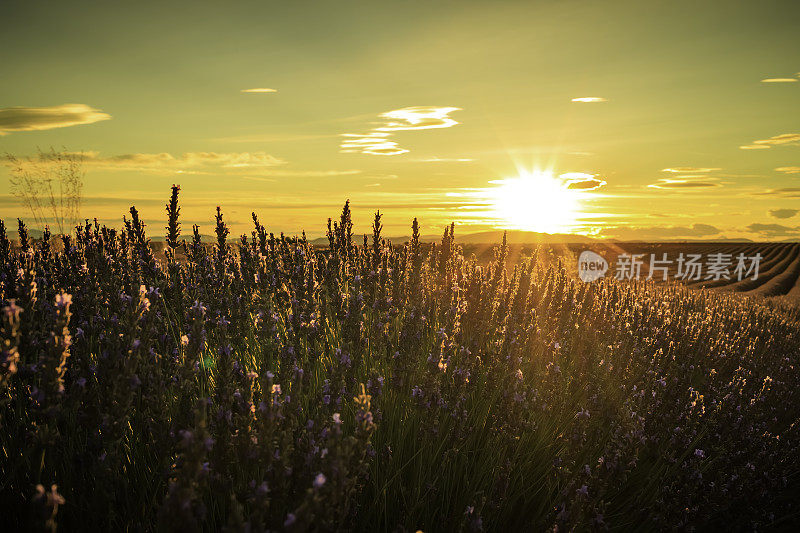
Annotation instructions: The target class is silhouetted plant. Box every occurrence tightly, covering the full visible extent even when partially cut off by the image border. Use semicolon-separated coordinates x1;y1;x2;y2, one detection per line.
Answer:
5;148;85;235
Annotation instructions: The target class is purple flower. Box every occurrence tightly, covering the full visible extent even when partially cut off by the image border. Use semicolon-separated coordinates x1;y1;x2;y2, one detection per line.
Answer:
313;473;326;488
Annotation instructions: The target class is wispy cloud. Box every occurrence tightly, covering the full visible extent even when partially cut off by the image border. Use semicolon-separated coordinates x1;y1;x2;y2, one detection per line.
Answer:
746;223;799;237
760;78;797;83
81;151;286;171
213;133;338;143
648;177;721;189
239;169;361;178
661;167;721;173
375;107;461;131
241;176;277;183
775;166;800;174
559;172;606;190
571;97;607;103
415;157;474;162
756;187;800;198
340;133;407;156
241;88;277;93
340;106;461;156
602;223;720;239
740;133;800;150
61;151;364;179
1;150;363;183
0;104;111;135
769;208;799;219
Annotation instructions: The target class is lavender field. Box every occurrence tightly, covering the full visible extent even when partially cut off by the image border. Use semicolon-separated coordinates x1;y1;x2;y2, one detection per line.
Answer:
1;188;800;531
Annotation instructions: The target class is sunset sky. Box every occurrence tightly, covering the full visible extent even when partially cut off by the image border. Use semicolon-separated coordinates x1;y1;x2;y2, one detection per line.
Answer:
1;0;798;240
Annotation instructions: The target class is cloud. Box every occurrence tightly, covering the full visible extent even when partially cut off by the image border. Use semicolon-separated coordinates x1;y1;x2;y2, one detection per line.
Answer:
761;78;797;83
603;223;721;240
571;97;607;103
0;150;301;175
661;167;720;173
376;107;461;132
243;169;361;178
566;178;605;190
769;208;799;219
213;133;338;143
50;151;364;179
0;104;111;135
775;166;800;174
756;187;800;198
340;133;408;156
340;106;461;156
241;88;277;93
746;223;799;237
82;151;286;171
416;157;474;162
559;172;606;190
241;176;276;183
648;178;720;189
740;133;800;150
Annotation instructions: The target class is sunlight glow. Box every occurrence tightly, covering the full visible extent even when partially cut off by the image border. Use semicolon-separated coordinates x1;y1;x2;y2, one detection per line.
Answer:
488;170;583;233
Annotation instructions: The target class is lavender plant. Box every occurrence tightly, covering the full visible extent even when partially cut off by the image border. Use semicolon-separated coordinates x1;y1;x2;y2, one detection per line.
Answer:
0;188;799;531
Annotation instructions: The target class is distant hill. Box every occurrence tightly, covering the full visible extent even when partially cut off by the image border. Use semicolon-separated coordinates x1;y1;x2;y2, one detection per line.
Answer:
433;230;594;245
310;230;595;246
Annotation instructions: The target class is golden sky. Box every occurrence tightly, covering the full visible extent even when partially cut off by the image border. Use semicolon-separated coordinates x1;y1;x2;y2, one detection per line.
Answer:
1;0;799;240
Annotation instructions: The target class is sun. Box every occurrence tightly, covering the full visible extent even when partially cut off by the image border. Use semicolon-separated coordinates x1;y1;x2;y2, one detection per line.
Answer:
489;169;582;233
